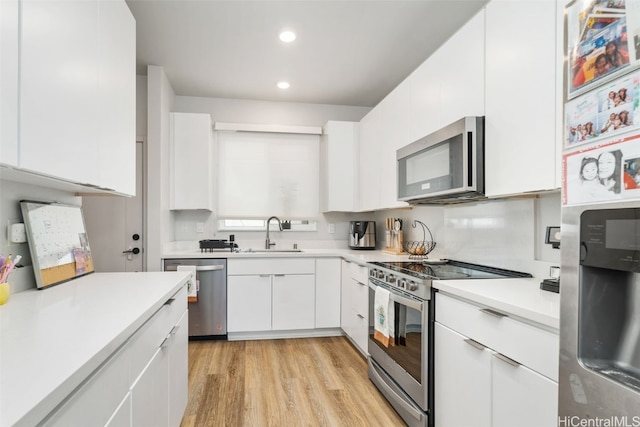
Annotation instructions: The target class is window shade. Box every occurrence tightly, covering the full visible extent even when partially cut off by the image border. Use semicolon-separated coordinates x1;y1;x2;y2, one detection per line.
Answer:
217;131;320;219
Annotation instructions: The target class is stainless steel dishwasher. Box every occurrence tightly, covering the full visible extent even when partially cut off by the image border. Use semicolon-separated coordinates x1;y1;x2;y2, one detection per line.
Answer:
164;258;227;340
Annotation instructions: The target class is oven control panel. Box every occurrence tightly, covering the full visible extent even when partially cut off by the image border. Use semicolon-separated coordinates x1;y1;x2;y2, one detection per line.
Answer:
369;268;426;298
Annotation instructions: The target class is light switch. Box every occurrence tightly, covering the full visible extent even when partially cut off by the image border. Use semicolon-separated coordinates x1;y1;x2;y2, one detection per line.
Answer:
196;222;204;233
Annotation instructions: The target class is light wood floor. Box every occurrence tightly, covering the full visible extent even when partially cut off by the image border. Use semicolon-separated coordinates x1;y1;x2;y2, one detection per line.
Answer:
180;336;405;427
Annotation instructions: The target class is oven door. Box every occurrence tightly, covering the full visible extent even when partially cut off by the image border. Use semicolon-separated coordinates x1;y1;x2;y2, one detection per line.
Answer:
368;279;430;412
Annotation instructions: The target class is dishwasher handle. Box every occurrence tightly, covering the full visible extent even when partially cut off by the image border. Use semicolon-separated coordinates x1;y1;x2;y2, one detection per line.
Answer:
165;264;225;272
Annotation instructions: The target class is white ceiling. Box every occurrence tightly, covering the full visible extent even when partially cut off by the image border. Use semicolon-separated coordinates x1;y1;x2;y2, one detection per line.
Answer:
126;0;488;107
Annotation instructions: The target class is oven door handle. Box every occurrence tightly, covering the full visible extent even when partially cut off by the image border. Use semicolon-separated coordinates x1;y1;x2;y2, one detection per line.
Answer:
369;282;423;311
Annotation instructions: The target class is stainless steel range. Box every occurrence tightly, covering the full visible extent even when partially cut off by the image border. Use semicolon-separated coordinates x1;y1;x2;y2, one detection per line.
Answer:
366;260;531;427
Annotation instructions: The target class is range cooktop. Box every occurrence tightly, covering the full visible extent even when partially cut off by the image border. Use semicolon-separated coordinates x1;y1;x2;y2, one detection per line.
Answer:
369;259;532;281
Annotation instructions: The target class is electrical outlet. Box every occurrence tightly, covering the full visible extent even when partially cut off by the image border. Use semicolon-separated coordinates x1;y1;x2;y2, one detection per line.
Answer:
196;222;204;233
327;223;335;234
181;224;189;233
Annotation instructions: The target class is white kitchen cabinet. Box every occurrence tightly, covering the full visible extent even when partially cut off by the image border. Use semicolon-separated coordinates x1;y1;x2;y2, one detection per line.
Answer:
0;0;19;167
97;0;136;196
407;8;485;142
170;112;213;210
20;0;100;185
435;323;491;427
168;310;189;427
11;0;135;195
272;274;315;330
484;0;559;197
227;274;272;332
340;260;369;355
227;258;316;335
434;292;558;427
315;258;341;328
321;121;359;212
42;284;188;427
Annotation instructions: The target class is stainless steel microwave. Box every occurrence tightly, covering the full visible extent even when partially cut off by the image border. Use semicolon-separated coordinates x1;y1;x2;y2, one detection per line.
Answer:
397;116;485;204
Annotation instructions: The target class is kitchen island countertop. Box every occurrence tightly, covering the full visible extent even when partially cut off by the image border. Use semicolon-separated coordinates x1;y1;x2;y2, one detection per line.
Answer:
0;271;190;427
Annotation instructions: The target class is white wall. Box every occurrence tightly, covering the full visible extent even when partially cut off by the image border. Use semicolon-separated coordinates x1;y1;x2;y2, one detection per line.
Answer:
146;66;176;271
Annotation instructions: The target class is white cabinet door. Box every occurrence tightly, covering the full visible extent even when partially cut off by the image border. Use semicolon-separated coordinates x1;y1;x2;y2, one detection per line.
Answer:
321;121;358;212
434;323;491;427
315;258;341;328
105;393;132;427
131;347;169;427
358;107;383;212
168;310;188;427
491;353;558;427
0;0;18;167
20;0;100;185
272;274;315;330
484;1;558;197
97;0;136;195
170;112;213;210
438;9;485;128
340;260;353;337
227;275;272;332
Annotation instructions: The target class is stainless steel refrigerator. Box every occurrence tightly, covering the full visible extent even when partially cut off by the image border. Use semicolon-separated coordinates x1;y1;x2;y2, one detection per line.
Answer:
560;0;640;421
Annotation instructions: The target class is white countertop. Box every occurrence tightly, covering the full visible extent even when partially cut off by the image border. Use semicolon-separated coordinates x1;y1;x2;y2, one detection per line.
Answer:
163;248;560;329
0;271;190;427
434;278;560;330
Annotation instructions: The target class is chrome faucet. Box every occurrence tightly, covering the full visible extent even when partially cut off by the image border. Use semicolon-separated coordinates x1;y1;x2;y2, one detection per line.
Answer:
265;216;283;249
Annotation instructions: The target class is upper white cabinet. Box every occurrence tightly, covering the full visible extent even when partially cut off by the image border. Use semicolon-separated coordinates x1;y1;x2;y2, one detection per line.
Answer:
484;0;559;197
10;0;135;195
170;112;213;210
20;0;100;185
321;121;359;212
407;8;485;142
97;0;136;196
0;0;19;167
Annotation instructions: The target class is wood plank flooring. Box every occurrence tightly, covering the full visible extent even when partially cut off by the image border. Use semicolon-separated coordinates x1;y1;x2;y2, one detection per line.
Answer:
180;336;406;427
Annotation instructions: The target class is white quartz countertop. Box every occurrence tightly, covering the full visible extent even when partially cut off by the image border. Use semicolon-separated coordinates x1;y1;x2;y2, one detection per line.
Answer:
434;278;560;330
0;271;190;427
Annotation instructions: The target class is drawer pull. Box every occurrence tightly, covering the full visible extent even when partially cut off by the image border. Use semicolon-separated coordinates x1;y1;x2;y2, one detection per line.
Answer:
479;308;506;318
165;298;176;306
463;338;486;351
493;352;520;367
170;325;180;335
357;313;365;319
160;335;171;349
274;274;285;277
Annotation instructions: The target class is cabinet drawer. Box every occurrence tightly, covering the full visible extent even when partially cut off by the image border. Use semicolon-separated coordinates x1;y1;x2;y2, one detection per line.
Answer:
349;262;368;284
228;258;315;275
41;344;130;427
129;285;187;382
436;292;558;381
351;277;369;317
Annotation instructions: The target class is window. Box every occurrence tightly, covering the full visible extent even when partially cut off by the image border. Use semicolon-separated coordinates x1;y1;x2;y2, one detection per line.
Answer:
217;219;317;231
216;130;320;219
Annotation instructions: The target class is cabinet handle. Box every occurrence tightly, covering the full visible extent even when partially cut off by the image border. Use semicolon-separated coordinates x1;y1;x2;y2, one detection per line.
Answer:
170;325;180;335
274;274;285;277
463;338;486;351
493;352;520;367
165;298;176;305
259;274;270;278
479;308;506;318
160;335;171;349
357;313;365;319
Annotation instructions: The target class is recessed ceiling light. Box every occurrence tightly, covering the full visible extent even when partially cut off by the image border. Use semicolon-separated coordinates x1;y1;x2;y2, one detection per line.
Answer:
277;81;290;90
279;30;296;43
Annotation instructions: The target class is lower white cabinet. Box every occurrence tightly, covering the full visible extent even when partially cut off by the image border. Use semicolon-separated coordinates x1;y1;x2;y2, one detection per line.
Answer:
340;260;369;355
315;258;341;328
227;258;316;333
41;284;188;427
434;292;558;427
272;274;315;330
